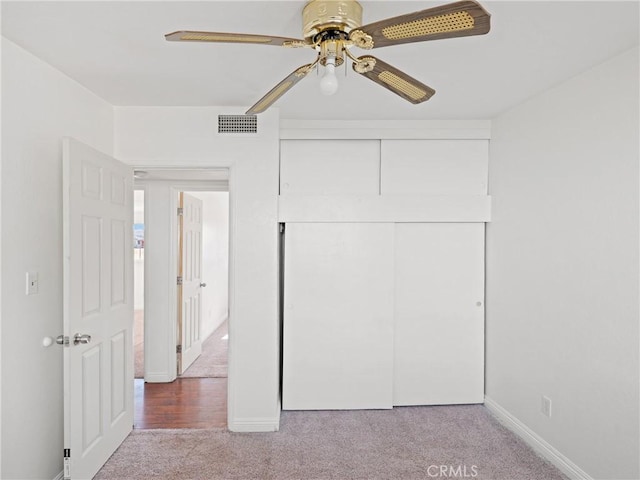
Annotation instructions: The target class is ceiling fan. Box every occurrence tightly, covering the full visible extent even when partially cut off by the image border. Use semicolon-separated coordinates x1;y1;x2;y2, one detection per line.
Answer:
166;0;491;115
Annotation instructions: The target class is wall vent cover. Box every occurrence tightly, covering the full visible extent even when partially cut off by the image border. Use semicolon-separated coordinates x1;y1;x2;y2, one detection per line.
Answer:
218;115;258;134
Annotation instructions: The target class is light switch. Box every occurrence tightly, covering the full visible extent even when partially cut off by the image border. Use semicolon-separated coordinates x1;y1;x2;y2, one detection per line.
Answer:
26;271;39;295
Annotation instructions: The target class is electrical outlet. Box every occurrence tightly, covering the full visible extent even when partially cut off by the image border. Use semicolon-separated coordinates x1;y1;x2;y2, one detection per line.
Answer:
541;395;552;417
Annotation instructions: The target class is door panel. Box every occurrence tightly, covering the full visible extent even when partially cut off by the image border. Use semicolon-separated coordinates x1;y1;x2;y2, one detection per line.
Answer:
283;223;394;410
178;193;204;374
63;137;133;479
393;223;485;406
111;219;126;305
280;140;380;195
81;216;101;314
81;346;102;449
110;331;126;421
381;140;489;195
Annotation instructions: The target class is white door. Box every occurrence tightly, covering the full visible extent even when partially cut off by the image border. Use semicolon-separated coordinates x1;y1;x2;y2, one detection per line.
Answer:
62;138;133;479
283;223;395;410
393;223;485;406
177;192;204;374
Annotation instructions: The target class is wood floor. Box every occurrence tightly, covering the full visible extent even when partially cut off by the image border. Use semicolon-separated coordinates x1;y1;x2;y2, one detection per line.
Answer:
134;377;227;429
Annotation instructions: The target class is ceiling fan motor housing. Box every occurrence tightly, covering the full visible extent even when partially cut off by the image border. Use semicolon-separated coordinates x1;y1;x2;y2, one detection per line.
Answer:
302;0;363;39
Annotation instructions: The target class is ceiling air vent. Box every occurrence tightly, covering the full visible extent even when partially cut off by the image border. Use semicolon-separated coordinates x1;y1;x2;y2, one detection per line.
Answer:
218;115;258;134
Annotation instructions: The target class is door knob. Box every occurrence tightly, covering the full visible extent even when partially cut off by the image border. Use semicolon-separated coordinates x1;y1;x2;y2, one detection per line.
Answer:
200;283;207;288
73;333;92;345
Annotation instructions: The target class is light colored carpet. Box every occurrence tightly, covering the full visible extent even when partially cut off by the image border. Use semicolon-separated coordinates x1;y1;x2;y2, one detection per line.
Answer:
95;405;567;480
181;320;228;378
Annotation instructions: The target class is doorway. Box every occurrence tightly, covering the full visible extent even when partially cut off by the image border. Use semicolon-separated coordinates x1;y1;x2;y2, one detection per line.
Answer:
178;191;230;377
133;169;230;428
133;190;145;379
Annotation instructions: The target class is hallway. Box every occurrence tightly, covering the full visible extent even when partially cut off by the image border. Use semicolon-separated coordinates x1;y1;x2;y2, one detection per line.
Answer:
134;320;229;429
134;377;227;429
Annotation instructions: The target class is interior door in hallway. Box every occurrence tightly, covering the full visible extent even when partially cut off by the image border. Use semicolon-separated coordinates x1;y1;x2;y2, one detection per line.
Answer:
62;137;133;479
177;192;204;374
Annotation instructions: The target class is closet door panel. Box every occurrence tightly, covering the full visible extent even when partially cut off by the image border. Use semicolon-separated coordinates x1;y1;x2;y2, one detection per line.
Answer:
283;223;394;410
280;140;380;195
381;140;489;195
394;223;485;406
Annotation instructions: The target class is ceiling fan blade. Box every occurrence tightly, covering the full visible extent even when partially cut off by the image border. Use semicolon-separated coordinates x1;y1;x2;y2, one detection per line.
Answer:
165;31;310;48
354;0;490;49
246;61;318;115
352;56;435;104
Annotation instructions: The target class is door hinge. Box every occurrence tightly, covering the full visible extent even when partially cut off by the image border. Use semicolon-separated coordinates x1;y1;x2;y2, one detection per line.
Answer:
176;345;182;354
56;335;70;347
63;448;71;480
177;276;183;285
177;207;184;216
279;223;285;234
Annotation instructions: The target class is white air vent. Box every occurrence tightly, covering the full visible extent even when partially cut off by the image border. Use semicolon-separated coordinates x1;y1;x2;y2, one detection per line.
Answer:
218;115;258;134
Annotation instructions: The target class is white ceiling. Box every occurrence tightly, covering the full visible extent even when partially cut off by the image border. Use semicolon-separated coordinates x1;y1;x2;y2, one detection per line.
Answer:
2;1;638;120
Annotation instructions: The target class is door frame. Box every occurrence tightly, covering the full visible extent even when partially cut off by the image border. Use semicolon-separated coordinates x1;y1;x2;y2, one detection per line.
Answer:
134;170;229;384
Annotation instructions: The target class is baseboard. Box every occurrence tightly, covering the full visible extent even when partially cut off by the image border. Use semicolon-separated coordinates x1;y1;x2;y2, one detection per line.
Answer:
53;470;64;480
484;396;593;480
228;415;280;432
202;315;229;343
143;372;176;383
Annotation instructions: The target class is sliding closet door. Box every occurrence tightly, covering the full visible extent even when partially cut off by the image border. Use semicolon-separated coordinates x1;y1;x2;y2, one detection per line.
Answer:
283;223;394;410
394;223;485;406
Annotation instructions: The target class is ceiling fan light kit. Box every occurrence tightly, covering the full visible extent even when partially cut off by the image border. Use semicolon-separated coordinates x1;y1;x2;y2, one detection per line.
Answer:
320;56;339;96
165;0;490;114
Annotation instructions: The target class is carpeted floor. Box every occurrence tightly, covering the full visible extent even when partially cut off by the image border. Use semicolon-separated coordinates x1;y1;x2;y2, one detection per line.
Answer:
95;404;566;480
181;320;228;378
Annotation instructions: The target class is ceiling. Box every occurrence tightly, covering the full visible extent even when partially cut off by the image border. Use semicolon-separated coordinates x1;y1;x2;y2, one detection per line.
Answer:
2;1;638;120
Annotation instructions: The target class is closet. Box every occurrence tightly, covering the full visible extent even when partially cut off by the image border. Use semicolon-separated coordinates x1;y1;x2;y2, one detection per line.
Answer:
279;139;489;410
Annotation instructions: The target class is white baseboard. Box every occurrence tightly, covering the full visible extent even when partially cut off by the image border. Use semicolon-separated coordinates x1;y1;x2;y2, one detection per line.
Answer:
228;416;280;432
143;372;175;383
484;396;593;480
202;314;229;343
53;471;64;480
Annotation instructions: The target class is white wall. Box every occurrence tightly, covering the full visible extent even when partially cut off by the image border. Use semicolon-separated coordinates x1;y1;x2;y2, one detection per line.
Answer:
189;191;229;340
115;107;280;431
1;37;114;480
486;46;640;479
